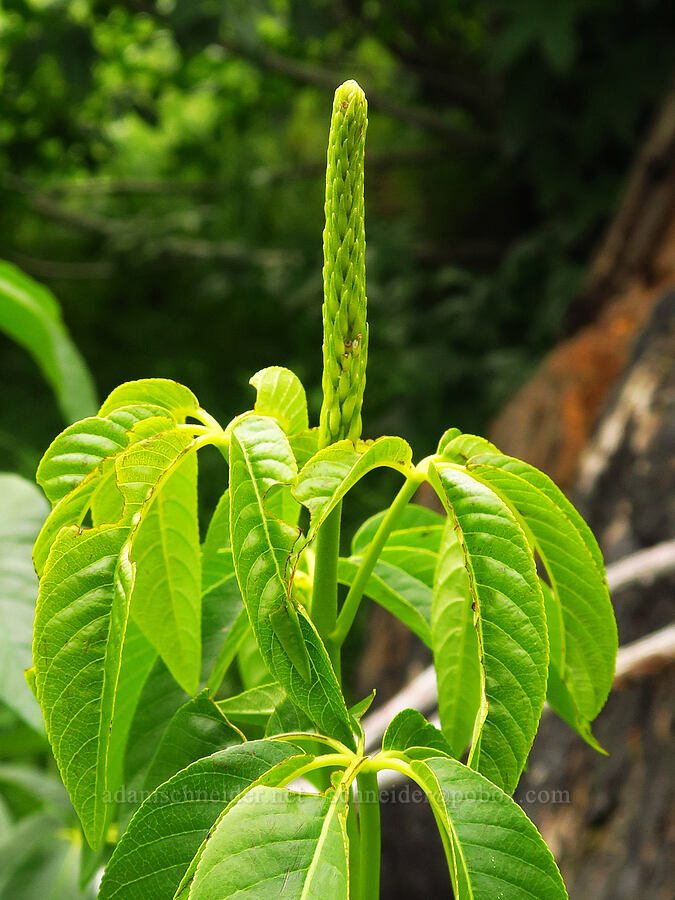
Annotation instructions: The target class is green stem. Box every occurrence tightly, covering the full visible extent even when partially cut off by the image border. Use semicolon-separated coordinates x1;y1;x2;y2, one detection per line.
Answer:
310;501;342;678
357;769;381;900
331;474;421;648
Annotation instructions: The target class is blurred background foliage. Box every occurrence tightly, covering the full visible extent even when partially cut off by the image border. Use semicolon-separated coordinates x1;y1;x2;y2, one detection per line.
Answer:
2;0;673;494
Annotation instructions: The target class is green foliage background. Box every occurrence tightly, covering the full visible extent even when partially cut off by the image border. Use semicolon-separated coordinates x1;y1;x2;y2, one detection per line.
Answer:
2;0;672;488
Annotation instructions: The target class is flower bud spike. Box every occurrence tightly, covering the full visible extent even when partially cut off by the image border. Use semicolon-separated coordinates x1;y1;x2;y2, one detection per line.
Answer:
319;80;368;448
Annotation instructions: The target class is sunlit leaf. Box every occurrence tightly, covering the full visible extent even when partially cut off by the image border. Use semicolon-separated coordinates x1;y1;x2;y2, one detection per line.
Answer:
427;461;548;794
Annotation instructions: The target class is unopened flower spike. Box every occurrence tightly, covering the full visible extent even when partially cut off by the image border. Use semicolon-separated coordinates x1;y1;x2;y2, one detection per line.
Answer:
319;79;368;448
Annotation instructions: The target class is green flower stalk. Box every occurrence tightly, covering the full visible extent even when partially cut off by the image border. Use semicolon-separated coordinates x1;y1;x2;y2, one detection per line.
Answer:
319;79;368;448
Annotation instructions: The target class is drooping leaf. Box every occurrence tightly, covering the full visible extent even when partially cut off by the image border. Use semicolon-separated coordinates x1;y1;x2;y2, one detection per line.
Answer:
427;462;548;794
249;366;309;435
467;454;616;723
229;415;354;748
294;435;414;539
382;709;452;758
0;475;48;730
399;752;567;899
0;260;97;422
143;690;243;795
431;519;482;757
99;741;310;900
188;783;350;900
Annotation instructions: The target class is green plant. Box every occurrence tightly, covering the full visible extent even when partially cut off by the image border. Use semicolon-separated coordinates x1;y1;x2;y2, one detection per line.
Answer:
28;81;617;899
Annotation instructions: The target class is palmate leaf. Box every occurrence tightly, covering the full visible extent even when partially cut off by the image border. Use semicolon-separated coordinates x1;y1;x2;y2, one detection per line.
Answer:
99;741;311;900
187;783;350;900
0;259;97;422
32;428;202;846
229;415;354;748
293;435;414;540
0;475;48;730
432;520;482;758
427;462;548;794
396;751;567;899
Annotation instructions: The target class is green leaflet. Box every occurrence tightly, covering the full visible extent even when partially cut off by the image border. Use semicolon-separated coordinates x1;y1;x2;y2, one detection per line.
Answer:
143;690;244;795
382;709;452;758
32;428;202;845
0;259;97;423
397;752;567;899
427;462;548;794
32;524;133;847
250;365;309;435
188;783;350;900
33;414;174;576
0;475;48;731
98;741;310;900
98;378;200;421
217;683;286;727
126;448;202;694
229;415;354;748
432;519;482;758
467;455;616;723
36;405;166;506
249;366;311;525
294;435;414;540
